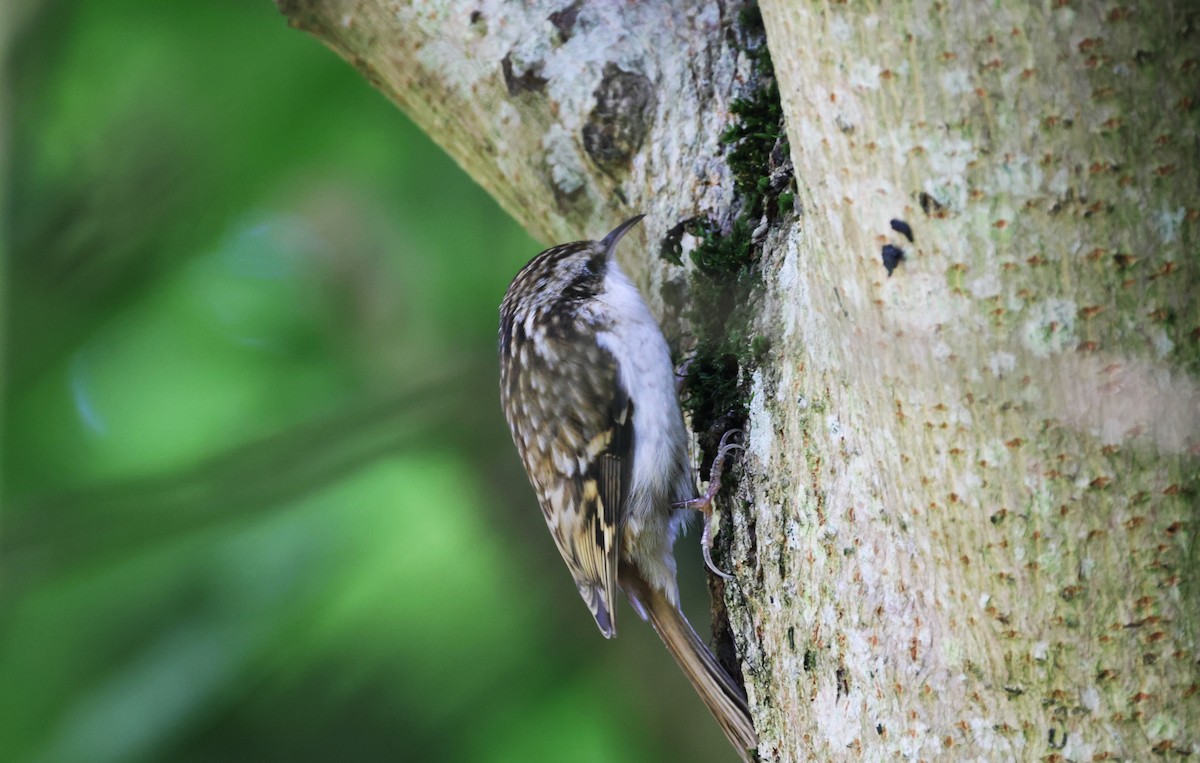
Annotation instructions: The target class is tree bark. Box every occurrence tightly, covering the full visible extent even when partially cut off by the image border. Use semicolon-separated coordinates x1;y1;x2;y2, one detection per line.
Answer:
277;0;1199;759
276;0;748;260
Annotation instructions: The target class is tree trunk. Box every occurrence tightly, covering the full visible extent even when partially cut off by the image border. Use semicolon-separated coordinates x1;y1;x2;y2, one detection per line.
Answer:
276;0;1199;759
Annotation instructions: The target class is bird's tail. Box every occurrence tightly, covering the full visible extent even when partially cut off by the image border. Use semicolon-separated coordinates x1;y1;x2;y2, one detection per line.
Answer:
622;572;757;762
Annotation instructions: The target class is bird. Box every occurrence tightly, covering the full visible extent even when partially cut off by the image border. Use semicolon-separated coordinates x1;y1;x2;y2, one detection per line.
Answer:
498;214;756;760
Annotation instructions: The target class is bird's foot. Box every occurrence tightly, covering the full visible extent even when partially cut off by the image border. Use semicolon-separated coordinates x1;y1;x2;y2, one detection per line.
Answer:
674;430;745;580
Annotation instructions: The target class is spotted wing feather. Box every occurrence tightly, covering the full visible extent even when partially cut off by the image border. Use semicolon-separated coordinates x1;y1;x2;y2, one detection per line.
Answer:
500;299;630;638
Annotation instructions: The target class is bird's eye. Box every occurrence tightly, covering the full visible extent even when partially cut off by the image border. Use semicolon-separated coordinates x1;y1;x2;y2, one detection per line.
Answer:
582;253;605;277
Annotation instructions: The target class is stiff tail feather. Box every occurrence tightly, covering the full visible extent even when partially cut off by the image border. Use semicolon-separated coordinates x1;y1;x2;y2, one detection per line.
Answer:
622;573;757;762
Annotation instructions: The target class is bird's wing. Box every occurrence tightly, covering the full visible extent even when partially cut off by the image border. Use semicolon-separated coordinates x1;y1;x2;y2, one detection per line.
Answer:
580;361;633;638
501;315;631;638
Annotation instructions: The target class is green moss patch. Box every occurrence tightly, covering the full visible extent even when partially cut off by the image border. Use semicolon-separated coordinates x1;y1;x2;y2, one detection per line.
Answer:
681;3;792;470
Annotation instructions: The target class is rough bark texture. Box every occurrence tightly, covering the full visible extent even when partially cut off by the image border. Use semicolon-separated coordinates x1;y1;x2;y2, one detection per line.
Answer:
276;0;1199;759
276;0;748;274
746;2;1199;759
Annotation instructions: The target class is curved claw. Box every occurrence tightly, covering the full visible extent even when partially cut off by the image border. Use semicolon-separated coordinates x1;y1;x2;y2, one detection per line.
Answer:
716;428;745;452
701;512;733;580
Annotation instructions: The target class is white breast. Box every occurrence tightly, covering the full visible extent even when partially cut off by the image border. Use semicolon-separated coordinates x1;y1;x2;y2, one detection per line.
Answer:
593;258;689;518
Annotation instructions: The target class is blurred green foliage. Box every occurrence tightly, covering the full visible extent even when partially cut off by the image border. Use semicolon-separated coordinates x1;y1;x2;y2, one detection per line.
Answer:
1;2;731;762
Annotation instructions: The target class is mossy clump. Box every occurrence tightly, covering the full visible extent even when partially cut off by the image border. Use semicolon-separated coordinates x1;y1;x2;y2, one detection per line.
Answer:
681;1;792;467
722;46;785;216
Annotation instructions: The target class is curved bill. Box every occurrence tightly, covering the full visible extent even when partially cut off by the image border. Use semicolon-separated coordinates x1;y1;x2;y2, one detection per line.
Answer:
599;214;645;254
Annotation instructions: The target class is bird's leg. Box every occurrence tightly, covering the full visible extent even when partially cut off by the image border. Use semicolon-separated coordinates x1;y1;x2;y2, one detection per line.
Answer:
675;429;744;580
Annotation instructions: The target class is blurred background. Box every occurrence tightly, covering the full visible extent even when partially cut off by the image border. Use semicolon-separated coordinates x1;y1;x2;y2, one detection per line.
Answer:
0;1;732;761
